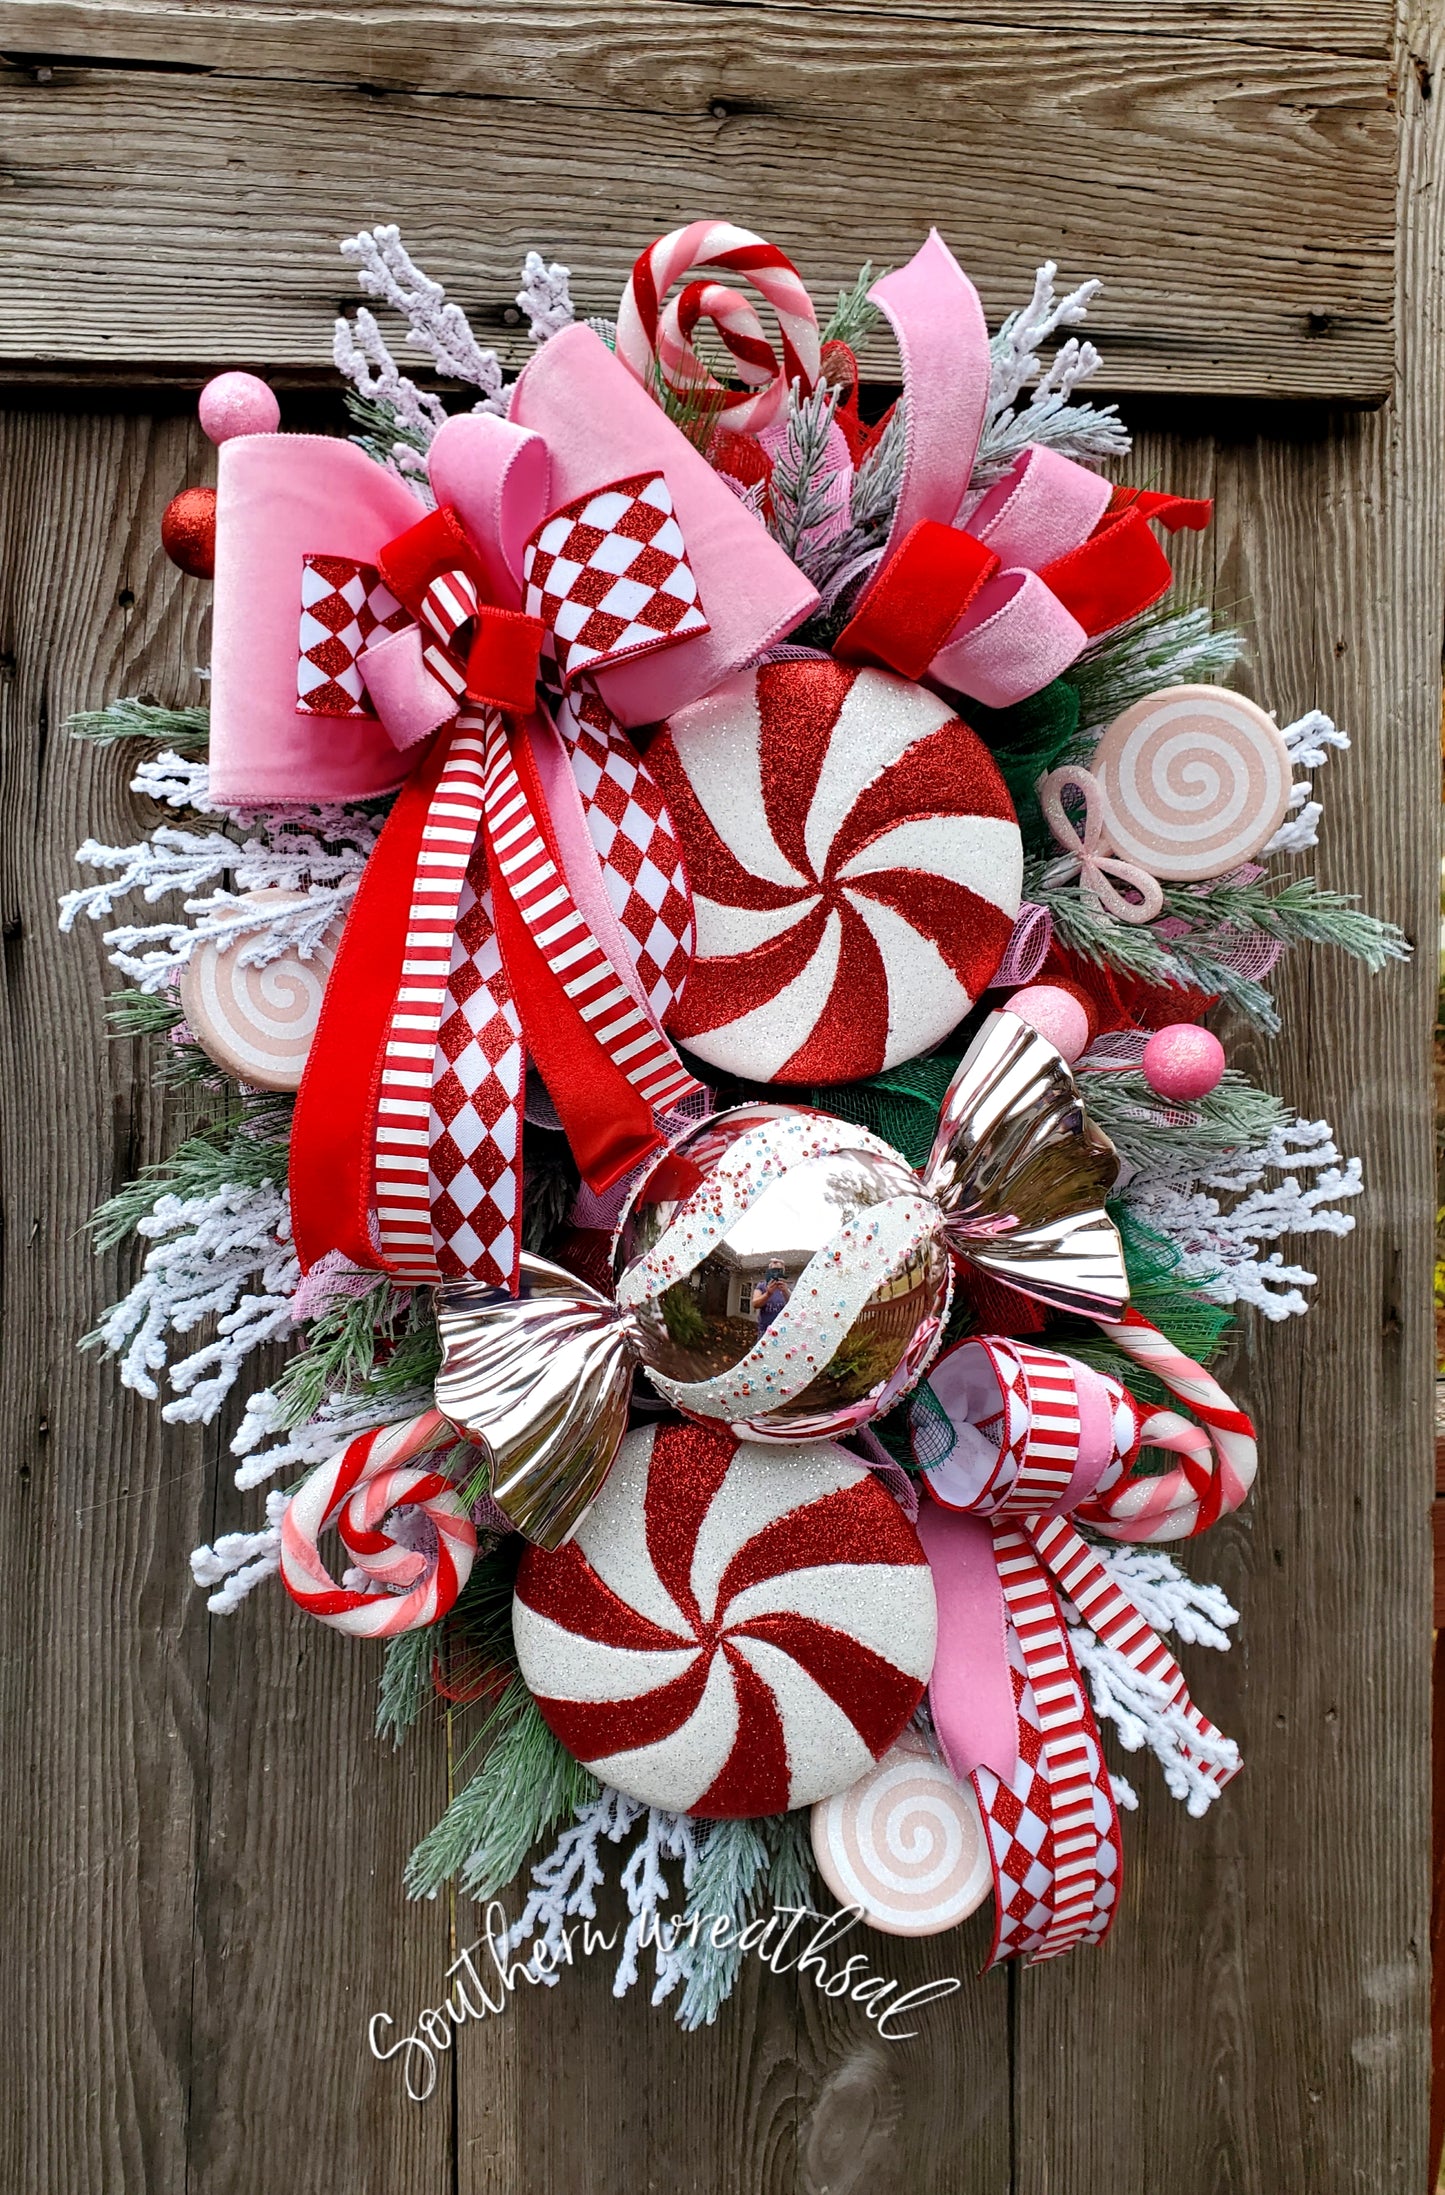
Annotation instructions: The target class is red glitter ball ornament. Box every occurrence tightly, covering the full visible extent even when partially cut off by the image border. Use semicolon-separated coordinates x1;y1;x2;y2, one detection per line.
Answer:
160;486;218;578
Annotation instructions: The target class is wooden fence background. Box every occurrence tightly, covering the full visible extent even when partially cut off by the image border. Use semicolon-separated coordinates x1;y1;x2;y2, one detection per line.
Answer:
0;4;1438;2189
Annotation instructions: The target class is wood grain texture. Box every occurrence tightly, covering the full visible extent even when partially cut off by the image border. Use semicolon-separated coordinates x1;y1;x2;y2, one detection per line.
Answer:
1010;12;1441;2190
2;8;1436;2192
0;411;456;2194
0;0;1400;400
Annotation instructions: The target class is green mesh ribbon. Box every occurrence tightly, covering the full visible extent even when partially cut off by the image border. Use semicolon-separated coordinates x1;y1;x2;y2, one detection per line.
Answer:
803;1048;964;1171
961;678;1081;853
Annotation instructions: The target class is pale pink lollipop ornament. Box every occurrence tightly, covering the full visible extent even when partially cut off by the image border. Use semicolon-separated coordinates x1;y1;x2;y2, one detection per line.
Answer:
1086;683;1293;882
811;1732;993;1936
179;889;345;1089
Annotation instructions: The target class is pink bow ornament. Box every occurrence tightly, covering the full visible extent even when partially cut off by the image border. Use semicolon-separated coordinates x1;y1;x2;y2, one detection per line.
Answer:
1036;763;1165;924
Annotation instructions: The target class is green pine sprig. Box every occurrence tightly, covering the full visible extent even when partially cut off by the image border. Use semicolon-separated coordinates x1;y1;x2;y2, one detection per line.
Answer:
67;698;211;756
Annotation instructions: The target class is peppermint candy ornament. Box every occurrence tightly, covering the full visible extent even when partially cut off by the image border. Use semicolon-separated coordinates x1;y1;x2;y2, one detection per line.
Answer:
179;889;344;1089
615;220;820;435
512;1421;937;1815
647;661;1023;1082
811;1732;992;1937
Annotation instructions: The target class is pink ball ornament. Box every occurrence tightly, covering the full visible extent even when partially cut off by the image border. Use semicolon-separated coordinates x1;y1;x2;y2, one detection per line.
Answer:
1004;983;1092;1065
1141;1023;1226;1101
198;371;280;443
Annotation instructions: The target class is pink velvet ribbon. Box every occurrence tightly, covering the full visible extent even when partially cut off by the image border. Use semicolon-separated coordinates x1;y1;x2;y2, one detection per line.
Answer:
839;231;1171;710
207;327;819;806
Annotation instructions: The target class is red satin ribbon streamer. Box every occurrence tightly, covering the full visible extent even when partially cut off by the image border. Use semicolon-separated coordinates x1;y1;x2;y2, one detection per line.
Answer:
291;729;458;1275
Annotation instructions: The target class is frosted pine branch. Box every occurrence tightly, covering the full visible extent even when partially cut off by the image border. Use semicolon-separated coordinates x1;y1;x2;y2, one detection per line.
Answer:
342;225;506;413
973;262;1129;488
90;1178;298;1422
516;249;575;341
1069;611;1249;744
768;381;846;568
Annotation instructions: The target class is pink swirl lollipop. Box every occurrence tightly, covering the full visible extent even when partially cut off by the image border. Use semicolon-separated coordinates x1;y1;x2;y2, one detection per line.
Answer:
1087;684;1293;883
811;1732;992;1936
615;220;820;435
179;889;344;1090
279;1410;477;1637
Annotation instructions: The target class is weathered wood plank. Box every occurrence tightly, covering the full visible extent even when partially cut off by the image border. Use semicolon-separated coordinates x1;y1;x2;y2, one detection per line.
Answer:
0;409;458;2194
1010;14;1440;2190
0;0;1404;66
0;1;1399;400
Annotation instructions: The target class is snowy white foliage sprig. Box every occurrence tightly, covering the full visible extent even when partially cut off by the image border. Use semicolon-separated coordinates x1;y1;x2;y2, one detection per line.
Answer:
1124;1115;1363;1320
58;752;381;990
1066;1545;1240;1815
974;261;1131;487
92;1177;297;1424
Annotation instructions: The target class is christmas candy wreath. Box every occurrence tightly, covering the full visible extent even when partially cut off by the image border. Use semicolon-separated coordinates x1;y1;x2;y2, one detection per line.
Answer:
62;219;1408;2025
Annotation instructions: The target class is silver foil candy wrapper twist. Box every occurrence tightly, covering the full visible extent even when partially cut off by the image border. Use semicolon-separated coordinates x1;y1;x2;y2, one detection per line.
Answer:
435;1011;1129;1548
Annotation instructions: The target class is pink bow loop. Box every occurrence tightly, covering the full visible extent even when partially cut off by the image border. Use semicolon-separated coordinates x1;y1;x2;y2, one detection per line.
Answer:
1037;763;1166;924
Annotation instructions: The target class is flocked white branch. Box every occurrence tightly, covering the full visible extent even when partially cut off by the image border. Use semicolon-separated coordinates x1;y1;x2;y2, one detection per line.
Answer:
340;225;507;413
93;1180;298;1423
516;249;575;342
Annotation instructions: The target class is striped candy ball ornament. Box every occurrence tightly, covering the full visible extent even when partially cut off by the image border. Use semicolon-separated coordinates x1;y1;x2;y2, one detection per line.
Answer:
647;661;1024;1083
512;1421;938;1816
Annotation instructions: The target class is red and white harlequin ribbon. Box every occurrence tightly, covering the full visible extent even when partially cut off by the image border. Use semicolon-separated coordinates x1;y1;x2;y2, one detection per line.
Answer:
279;1410;477;1637
615;221;821;434
293;475;706;1292
913;1325;1243;1966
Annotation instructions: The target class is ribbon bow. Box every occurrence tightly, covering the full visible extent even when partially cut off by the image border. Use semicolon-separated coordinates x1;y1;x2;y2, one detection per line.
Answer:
913;1313;1254;1966
830;232;1211;710
204;325;823;1295
1036;763;1165;924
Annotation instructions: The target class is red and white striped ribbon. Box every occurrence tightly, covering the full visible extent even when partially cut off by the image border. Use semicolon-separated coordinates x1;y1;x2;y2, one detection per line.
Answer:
373;718;500;1280
992;1522;1120;1959
479;713;701;1114
1032;1513;1240;1800
415;566;479;704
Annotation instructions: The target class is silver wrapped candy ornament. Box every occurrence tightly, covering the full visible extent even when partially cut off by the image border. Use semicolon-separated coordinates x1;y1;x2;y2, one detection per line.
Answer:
435;1011;1129;1549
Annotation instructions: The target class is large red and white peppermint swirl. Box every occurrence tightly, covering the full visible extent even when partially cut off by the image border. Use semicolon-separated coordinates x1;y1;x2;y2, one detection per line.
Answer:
647;661;1023;1082
513;1421;937;1816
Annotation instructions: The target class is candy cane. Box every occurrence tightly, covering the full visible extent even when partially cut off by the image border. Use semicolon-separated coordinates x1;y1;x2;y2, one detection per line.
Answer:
1079;1310;1257;1542
279;1410;478;1636
615;220;820;434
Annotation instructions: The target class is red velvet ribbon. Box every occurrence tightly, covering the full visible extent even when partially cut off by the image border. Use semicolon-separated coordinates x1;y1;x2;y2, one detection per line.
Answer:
291;729;457;1275
377;504;545;715
835;489;1212;688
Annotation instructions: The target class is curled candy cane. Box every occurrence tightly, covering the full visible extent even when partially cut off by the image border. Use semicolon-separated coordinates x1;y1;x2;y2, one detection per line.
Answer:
280;1410;478;1636
1079;1311;1257;1541
1037;765;1165;926
615;220;820;435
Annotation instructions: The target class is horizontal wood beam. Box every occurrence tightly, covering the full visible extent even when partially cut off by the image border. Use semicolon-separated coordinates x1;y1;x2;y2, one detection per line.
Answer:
0;0;1401;401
